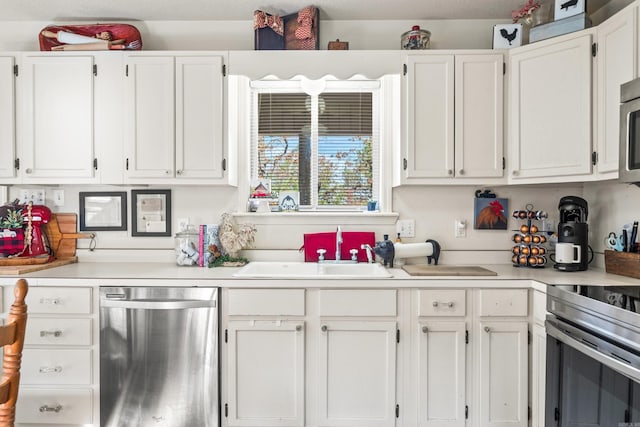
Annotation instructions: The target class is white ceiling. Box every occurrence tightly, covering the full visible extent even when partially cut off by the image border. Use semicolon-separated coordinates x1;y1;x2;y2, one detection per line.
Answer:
1;0;611;22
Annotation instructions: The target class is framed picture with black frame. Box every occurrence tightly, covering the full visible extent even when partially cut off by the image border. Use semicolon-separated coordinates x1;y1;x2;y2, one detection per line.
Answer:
131;189;172;237
79;191;127;231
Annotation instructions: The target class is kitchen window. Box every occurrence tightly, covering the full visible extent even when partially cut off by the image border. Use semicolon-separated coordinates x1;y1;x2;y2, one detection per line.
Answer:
250;78;381;211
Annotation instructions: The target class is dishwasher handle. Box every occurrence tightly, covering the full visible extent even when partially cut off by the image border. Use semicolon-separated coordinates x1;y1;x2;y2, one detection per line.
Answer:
101;299;216;310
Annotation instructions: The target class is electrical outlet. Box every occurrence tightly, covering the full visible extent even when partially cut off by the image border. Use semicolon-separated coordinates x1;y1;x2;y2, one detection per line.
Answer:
18;189;45;205
455;220;466;238
53;190;65;206
397;219;416;238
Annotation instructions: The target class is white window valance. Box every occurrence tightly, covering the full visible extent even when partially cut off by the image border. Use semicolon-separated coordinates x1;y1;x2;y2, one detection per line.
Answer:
228;51;402;80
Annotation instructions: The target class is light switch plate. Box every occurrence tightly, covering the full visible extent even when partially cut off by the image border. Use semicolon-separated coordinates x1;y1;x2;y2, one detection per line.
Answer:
397;219;416;238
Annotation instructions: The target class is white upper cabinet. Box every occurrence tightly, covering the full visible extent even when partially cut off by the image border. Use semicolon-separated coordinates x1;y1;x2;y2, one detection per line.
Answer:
509;33;593;182
400;53;503;184
19;54;97;182
124;53;228;184
0;55;16;180
595;4;636;177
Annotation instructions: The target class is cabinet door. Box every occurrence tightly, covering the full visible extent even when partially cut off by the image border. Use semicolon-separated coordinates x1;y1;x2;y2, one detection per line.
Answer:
176;56;225;180
0;56;15;179
596;6;636;175
455;54;503;178
404;55;454;179
417;321;466;427
318;320;397;427
21;55;96;180
226;320;305;427
477;321;528;427
124;56;175;179
531;324;546;427
509;34;592;180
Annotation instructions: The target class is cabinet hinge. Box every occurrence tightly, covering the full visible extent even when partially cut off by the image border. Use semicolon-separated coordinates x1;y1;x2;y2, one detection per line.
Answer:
396;329;400;343
403;63;407;76
222;64;226;76
528;406;532;420
93;64;97;76
395;404;399;418
502;157;506;170
592;151;598;166
528;330;532;345
13;64;18;77
465;330;469;344
465;405;469;419
403;158;408;170
625;409;631;423
224;403;228;417
554;407;560;421
503;62;506;75
14;158;19;171
126;64;129;77
93;158;98;170
126;158;129;170
222;158;227;172
224;328;228;343
592;42;597;57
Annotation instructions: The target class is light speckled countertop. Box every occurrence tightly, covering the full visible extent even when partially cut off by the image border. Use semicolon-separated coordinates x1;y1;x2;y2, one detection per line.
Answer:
5;262;638;290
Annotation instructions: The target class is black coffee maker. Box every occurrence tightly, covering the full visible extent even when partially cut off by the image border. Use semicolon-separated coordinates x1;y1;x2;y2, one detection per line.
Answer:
554;196;589;271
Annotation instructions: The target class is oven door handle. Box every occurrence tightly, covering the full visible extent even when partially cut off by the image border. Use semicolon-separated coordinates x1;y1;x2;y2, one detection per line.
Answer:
100;299;216;310
546;320;640;383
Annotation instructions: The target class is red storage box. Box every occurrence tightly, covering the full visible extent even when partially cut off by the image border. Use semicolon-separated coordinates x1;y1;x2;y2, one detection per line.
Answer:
302;231;375;262
39;24;142;51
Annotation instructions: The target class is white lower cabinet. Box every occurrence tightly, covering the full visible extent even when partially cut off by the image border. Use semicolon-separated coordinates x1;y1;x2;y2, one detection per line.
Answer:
223;286;531;427
411;288;529;427
318;320;397;427
8;285;99;426
226;320;305;427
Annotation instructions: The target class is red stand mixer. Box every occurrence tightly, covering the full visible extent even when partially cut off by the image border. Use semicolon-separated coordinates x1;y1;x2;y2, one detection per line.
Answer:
20;203;52;258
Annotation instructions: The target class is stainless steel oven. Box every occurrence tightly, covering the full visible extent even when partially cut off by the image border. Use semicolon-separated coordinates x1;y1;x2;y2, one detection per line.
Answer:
545;285;640;426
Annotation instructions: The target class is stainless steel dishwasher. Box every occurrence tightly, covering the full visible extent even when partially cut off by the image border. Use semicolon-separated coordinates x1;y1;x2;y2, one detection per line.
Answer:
100;287;219;427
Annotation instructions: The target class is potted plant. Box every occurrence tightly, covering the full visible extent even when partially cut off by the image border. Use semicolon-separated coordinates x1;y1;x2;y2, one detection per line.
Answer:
0;207;25;256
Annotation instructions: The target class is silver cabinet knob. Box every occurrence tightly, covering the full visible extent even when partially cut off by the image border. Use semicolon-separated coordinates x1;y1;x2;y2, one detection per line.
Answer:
25;168;33;174
321;325;328;332
296;325;302;332
176;170;183;175
484;326;491;333
422;326;428;333
459;169;465;175
165;170;171;175
512;170;519;176
448;169;453;175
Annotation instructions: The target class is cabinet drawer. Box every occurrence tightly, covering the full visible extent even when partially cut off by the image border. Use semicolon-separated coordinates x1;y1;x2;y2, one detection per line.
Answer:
16;388;93;425
22;349;92;385
478;289;528;317
319;289;397;316
25;318;92;346
418;289;466;316
28;287;92;314
227;289;305;316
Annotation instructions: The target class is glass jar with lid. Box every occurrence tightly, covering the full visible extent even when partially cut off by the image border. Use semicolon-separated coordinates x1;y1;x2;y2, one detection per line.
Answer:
175;225;200;266
401;25;431;50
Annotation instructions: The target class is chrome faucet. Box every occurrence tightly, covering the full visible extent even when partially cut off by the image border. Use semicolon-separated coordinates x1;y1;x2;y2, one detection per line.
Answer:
336;226;343;261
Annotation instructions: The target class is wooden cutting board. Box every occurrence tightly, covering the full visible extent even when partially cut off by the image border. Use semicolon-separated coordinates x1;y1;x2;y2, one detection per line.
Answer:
45;213;94;259
0;256;78;275
402;265;497;276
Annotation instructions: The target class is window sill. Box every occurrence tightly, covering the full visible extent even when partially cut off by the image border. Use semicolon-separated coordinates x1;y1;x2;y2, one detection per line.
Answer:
232;211;399;226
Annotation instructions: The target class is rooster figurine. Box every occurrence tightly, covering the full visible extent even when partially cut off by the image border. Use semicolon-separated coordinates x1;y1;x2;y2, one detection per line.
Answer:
500;27;518;45
476;200;507;229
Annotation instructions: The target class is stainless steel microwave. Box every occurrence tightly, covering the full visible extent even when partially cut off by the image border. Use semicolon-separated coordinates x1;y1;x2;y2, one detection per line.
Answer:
620;78;640;184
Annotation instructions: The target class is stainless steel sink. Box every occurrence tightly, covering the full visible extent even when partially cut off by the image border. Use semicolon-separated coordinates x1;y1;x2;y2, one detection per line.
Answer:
233;261;392;279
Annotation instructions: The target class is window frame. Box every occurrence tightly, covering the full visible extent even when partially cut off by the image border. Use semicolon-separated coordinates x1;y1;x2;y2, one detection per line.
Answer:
250;77;382;212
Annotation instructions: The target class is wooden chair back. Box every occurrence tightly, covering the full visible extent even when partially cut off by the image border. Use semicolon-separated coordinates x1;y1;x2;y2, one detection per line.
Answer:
0;279;28;426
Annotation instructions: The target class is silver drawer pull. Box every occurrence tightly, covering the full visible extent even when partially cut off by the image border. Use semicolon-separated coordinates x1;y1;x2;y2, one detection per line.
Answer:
39;366;63;374
39;405;62;413
432;301;454;308
40;330;62;338
39;298;61;305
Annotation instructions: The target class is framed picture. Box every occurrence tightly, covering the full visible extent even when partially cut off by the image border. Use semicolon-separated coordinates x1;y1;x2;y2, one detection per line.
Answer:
493;24;522;49
131;189;171;237
474;197;508;230
555;0;586;20
278;191;299;211
79;192;127;231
